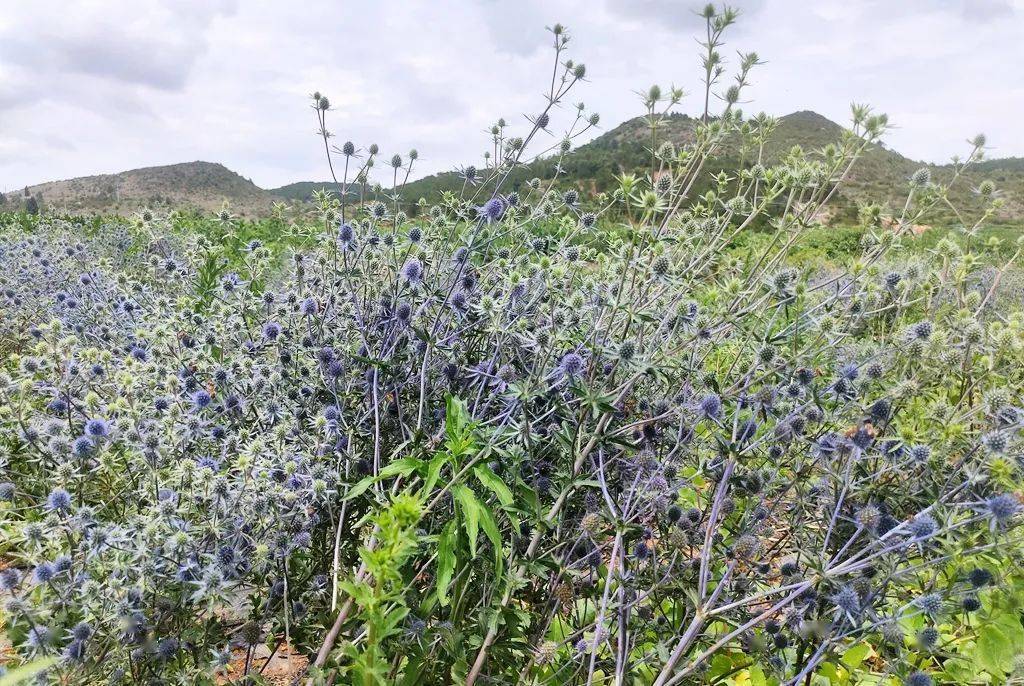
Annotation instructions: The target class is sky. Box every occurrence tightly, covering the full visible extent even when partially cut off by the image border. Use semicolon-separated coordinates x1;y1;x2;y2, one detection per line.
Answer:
1;0;1022;193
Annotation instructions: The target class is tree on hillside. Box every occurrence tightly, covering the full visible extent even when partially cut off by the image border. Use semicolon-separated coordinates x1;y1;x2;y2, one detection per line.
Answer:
26;195;39;215
0;191;6;207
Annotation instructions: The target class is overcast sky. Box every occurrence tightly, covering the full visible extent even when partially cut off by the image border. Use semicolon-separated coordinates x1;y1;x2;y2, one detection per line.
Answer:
1;0;1022;192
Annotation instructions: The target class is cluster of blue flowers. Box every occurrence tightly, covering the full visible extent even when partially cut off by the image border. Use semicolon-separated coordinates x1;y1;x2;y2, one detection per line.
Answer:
1;18;1022;686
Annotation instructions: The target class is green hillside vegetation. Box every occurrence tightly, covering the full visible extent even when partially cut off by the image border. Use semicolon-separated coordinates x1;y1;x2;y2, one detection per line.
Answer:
390;111;1023;226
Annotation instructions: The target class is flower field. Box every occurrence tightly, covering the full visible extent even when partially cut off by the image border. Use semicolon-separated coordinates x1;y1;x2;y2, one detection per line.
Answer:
1;10;1023;686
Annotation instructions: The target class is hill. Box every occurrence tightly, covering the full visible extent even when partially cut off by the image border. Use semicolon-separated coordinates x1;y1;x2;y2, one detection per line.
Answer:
8;113;1023;224
391;110;1024;223
268;181;340;202
15;161;276;217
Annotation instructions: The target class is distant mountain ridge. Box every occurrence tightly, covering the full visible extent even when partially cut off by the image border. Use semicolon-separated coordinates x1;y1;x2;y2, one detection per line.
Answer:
15;161;276;217
8;112;1024;222
386;110;1023;223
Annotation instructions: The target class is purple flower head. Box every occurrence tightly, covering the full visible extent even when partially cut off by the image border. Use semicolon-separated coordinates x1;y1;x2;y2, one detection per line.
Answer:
46;488;72;512
831;585;860;616
70;622;93;642
262;321;283;340
33;561;56;583
196;456;220;471
84;418;110;438
73;436;93;457
317;346;336;364
0;568;21;591
478;196;507;223
401;258;424;286
905;673;933;686
984;493;1020;526
220;273;242;293
699;394;723;421
560;353;585;378
25;625;52;648
65;640;87;662
908;512;938;540
338;222;355;245
396;301;412;322
192;390;212;409
914;592;943;615
967;567;993;588
301;297;319;316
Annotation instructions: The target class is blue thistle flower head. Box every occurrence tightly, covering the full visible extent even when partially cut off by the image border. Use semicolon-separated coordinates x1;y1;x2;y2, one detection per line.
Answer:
401;258;424;285
25;625;52;648
46;488;72;513
984;493;1020;525
909;444;932;463
196;456;220;471
156;637;179;660
262;321;283;340
338;222;355;245
192;390;213;409
831;585;860;616
967;567;993;588
914;592;943;615
560;352;585;378
84;418;110;438
478;196;507;223
33;562;56;583
64;640;87;661
917;626;939;649
908;512;938;540
699;393;723;421
0;568;21;591
904;672;933;686
54;555;72;573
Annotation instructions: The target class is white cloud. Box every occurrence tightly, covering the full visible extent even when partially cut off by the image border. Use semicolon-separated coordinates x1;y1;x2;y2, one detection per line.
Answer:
1;0;1021;192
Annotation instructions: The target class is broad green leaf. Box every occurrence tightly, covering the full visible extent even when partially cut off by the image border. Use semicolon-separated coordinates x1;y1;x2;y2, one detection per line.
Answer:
977;624;1014;674
445;395;471;446
943;650;981;683
344;458;421;501
474;464;513;507
452;484;480;557
436;519;457;606
840;642;872;669
343;474;377;501
0;657;59;686
476;499;504;579
377;457;422;479
992;611;1024;650
422;452;447;495
818;662;843;685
